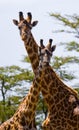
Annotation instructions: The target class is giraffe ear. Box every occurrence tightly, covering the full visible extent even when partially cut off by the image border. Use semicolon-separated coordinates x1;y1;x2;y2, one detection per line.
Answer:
52;45;56;52
32;21;38;27
13;19;18;26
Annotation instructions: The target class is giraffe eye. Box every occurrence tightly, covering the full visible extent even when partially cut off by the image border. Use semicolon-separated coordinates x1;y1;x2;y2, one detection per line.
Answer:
23;20;27;24
73;102;77;108
18;26;21;30
45;50;52;56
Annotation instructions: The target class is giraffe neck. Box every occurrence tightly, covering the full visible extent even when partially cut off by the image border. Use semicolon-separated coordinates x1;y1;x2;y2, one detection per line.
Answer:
23;33;39;75
41;66;78;108
12;70;41;128
39;66;79;129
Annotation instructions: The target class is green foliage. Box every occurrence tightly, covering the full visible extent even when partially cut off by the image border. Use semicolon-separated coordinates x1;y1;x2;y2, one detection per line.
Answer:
22;56;31;63
0;96;20;123
66;41;79;52
0;65;34;123
51;56;75;81
53;56;75;68
50;13;79;33
53;56;79;68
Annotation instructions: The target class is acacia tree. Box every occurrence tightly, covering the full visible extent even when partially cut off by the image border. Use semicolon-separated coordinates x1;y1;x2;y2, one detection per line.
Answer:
0;65;34;123
50;13;79;36
50;13;79;89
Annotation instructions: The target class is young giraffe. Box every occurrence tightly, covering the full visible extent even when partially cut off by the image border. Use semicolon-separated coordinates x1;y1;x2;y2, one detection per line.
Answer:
38;40;79;130
13;11;39;75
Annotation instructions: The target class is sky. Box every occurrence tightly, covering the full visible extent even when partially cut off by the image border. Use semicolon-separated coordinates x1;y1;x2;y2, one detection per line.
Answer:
0;0;79;87
0;0;79;67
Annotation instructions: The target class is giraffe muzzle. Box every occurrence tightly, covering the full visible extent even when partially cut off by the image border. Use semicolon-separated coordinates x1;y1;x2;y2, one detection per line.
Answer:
73;106;79;115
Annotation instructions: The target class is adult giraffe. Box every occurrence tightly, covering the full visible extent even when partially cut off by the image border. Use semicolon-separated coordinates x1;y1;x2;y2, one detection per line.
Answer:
38;40;79;130
0;11;39;130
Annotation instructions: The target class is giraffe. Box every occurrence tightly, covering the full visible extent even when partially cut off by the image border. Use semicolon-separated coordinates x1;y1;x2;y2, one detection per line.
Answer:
38;40;79;130
0;12;39;129
13;11;39;75
11;11;40;129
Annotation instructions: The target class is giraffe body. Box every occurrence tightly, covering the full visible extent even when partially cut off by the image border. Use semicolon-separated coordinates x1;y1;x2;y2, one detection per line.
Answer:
38;41;79;130
41;66;79;130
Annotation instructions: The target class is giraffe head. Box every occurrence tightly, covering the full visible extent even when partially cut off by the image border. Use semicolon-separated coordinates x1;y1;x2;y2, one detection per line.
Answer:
38;39;56;66
69;95;79;116
13;11;38;41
